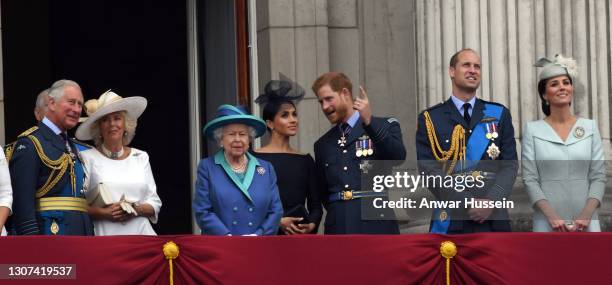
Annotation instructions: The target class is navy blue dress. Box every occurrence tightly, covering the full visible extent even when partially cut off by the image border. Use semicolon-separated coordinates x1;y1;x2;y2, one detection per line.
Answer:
252;152;323;234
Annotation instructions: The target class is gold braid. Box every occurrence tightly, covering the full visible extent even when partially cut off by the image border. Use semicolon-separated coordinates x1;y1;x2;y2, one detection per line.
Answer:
27;135;75;198
423;111;467;175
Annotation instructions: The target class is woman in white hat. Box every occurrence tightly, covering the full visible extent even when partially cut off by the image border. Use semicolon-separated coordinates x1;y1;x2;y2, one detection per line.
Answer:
193;104;283;236
522;55;606;232
76;90;162;235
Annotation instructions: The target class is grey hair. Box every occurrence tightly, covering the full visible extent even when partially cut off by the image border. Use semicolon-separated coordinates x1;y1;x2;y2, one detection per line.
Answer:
48;79;81;100
35;89;50;110
90;111;138;146
213;125;257;146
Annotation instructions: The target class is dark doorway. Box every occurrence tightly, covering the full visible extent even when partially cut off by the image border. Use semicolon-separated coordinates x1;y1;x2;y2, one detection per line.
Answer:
2;0;192;234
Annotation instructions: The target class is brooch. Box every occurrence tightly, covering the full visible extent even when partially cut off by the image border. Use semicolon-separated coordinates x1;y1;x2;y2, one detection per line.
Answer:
573;126;585;139
256;166;266;175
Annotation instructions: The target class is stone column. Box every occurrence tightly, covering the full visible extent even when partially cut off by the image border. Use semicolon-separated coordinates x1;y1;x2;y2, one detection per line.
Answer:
257;0;330;154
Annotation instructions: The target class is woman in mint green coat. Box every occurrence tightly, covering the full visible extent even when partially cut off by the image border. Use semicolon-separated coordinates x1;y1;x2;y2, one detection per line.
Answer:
522;55;606;232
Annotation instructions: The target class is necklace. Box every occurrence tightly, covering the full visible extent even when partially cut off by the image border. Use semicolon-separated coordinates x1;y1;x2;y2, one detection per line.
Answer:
225;153;247;172
101;144;124;159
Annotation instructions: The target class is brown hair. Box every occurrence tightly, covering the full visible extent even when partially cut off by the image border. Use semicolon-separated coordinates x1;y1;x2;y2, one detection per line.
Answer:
311;72;353;96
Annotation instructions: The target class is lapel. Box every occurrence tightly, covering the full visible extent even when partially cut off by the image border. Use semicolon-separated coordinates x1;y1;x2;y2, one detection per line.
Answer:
443;98;466;128
534;118;592;145
214;150;261;203
469;99;485;130
38;122;67;153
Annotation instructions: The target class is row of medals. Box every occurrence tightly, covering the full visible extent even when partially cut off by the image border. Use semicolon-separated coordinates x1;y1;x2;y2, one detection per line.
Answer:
338;134;374;157
485;122;500;160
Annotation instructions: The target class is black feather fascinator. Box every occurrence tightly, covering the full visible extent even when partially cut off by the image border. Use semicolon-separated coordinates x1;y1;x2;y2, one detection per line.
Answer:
255;80;305;106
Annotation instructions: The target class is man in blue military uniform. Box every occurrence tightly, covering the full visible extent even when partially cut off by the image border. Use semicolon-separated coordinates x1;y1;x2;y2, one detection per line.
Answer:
9;79;93;235
416;48;518;234
313;72;406;234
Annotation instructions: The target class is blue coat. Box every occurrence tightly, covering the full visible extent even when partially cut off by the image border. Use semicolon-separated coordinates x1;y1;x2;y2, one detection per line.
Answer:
416;98;518;233
314;116;406;234
193;151;283;235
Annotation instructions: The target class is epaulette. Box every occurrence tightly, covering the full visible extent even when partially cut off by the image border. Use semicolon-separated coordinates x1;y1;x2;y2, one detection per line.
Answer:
17;126;39;138
479;99;507;108
425;101;445;111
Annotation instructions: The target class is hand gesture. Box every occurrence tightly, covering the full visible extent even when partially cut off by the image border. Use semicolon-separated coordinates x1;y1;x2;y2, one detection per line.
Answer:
353;86;372;125
107;202;129;223
467;199;493;223
280;217;306;235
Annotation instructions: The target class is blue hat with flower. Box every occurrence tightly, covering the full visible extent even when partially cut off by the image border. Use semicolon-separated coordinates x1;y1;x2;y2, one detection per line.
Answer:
202;104;267;139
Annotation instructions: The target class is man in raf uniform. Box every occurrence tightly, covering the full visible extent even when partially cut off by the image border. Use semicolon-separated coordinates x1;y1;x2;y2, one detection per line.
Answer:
9;79;93;235
416;48;518;234
313;72;406;234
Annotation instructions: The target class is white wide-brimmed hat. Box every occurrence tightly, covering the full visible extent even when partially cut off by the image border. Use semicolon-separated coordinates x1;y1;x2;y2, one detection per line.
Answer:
75;90;147;140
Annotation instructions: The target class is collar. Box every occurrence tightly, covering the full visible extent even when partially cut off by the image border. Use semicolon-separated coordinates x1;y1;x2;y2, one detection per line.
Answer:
214;150;261;203
450;95;476;115
340;110;360;128
42;117;63;135
214;150;261;167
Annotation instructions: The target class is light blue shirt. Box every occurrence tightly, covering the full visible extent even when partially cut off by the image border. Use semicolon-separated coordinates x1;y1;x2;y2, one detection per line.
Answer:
343;110;360;128
450;95;476;117
42;117;62;135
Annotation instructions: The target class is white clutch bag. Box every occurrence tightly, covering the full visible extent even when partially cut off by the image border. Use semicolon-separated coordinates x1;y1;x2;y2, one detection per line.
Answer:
86;183;115;208
87;183;139;216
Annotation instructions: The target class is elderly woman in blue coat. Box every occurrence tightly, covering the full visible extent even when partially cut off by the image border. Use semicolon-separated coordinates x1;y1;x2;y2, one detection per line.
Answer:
193;104;283;236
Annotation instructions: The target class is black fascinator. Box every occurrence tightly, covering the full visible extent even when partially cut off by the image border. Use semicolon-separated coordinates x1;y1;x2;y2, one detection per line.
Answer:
255;80;305;106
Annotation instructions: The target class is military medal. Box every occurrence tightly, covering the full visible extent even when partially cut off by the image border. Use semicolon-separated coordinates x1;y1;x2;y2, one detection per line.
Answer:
486;143;500;160
491;123;499;139
355;140;363;157
367;139;374;156
439;210;448;222
574;126;585;139
485;122;499;140
485;123;493;139
50;220;59;235
338;135;347;147
359;160;373;174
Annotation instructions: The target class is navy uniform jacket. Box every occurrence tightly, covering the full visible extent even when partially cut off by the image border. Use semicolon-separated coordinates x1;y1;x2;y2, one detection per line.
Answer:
8;122;93;235
416;98;518;233
314;115;406;234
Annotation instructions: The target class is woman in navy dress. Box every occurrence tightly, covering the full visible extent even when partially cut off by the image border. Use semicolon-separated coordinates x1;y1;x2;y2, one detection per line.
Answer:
253;80;322;235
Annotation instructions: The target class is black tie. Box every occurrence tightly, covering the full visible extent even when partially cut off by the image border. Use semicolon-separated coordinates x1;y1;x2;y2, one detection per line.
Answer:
463;103;471;124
